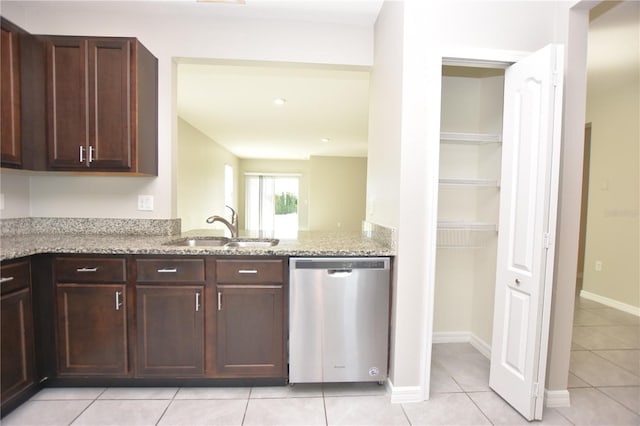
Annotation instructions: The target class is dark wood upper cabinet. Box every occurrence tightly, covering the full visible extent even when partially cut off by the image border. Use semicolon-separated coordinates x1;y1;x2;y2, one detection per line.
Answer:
1;21;22;167
45;36;157;174
1;19;47;171
1;259;36;416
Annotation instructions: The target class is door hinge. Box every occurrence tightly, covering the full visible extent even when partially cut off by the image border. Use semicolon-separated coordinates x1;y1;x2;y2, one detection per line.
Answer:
543;233;551;249
533;381;544;399
552;71;561;87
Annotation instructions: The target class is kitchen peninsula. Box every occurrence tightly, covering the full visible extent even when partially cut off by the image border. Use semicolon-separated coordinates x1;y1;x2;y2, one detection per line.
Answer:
0;217;395;417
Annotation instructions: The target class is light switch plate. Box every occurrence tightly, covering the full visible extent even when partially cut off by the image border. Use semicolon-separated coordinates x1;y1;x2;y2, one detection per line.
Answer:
137;195;154;211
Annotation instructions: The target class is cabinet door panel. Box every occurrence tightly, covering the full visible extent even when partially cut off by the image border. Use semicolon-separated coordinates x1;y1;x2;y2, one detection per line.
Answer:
136;286;204;376
1;24;21;166
56;283;127;375
46;39;88;169
1;288;34;403
89;39;131;170
216;286;284;377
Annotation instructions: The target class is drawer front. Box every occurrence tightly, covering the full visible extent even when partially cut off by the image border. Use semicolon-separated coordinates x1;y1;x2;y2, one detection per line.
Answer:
1;260;30;295
136;258;205;283
55;257;127;283
216;259;283;284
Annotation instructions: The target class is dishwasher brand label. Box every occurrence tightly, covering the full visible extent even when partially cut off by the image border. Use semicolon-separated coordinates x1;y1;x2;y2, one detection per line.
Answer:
368;367;379;377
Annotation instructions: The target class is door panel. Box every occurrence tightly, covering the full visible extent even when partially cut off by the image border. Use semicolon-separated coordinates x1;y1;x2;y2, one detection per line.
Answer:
490;44;564;421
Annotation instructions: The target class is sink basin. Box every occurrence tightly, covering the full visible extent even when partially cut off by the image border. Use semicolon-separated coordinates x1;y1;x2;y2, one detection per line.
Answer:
164;237;230;247
224;239;279;249
163;237;279;248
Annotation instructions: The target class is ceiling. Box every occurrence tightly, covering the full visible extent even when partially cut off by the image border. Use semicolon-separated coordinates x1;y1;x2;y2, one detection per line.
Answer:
178;62;371;160
173;0;382;160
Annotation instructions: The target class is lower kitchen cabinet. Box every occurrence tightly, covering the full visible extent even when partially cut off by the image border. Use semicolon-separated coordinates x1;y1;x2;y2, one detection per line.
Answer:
136;285;204;376
55;283;128;375
216;286;285;377
1;259;36;416
53;256;129;376
215;258;286;378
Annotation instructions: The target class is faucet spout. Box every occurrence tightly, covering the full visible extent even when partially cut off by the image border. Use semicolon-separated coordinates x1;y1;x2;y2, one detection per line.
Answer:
206;205;238;238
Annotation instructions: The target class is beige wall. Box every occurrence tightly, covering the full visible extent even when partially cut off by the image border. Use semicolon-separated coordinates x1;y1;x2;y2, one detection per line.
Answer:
177;118;239;232
309;156;367;232
583;0;640;310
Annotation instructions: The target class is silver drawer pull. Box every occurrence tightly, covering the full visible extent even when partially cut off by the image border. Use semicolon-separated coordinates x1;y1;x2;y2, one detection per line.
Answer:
238;269;258;274
115;291;123;311
77;267;98;272
88;146;95;163
79;145;85;163
157;268;178;273
0;277;15;284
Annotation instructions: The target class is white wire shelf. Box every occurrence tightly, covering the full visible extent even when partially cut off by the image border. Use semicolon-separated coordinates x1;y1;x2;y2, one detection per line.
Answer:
439;178;500;187
440;132;502;145
437;222;498;249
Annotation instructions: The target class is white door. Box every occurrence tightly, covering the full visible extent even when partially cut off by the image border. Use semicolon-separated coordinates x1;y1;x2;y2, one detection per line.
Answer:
489;44;564;420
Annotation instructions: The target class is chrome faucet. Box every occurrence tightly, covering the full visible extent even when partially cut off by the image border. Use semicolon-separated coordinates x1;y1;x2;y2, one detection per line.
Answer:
206;205;238;238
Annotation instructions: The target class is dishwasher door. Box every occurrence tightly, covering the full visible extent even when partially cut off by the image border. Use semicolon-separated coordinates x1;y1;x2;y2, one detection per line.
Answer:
289;257;390;383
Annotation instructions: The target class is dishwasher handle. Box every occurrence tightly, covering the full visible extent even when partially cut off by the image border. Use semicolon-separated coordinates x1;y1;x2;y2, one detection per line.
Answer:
327;269;353;277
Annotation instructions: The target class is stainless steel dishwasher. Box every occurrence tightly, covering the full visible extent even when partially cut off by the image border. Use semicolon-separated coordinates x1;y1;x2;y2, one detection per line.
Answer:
289;257;390;383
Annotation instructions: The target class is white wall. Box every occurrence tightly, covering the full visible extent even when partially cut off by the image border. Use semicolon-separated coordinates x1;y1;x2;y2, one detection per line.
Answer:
0;0;373;221
177;118;239;233
0;172;30;218
583;0;640;310
368;0;577;399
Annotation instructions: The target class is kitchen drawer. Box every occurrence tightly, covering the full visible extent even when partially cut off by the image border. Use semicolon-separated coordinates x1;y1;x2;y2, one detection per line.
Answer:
0;260;30;295
55;257;127;283
136;258;205;283
216;259;283;284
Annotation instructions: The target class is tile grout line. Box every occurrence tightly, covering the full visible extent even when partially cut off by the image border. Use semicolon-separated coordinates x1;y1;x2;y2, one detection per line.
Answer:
240;387;252;425
67;388;107;426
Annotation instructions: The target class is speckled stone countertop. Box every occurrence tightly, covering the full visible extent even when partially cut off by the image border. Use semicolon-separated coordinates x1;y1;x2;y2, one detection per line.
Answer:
0;229;395;261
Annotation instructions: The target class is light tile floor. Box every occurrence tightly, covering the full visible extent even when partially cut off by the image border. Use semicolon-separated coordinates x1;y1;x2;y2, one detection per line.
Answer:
3;297;639;425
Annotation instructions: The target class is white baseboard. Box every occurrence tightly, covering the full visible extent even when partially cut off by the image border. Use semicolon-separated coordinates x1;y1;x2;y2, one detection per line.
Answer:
433;332;491;359
432;331;471;344
545;389;571;407
386;378;424;403
580;290;640;317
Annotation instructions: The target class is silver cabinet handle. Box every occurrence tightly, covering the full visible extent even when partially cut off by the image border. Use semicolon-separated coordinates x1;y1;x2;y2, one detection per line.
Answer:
77;267;98;272
115;291;123;311
195;291;201;312
0;276;15;284
217;291;222;311
157;268;177;273
79;145;85;163
88;146;95;163
238;269;258;274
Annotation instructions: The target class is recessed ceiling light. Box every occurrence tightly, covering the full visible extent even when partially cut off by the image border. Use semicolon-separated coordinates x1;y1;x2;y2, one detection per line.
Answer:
320;138;331;143
273;98;286;106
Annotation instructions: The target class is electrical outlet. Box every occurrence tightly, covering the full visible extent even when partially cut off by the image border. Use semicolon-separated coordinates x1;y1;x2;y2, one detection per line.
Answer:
137;195;154;211
595;260;602;272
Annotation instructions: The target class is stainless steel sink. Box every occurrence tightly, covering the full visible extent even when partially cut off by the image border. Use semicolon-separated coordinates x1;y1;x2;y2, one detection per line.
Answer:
224;239;279;249
164;237;230;247
163;237;278;248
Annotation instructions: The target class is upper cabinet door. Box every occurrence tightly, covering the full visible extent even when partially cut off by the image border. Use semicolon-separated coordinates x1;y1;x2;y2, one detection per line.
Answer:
1;23;22;167
45;36;157;174
46;38;88;169
88;39;132;170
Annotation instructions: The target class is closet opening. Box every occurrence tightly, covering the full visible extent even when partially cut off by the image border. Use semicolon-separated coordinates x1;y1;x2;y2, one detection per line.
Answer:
431;64;506;392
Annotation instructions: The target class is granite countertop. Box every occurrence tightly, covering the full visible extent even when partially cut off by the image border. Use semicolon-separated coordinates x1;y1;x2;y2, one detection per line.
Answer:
0;229;395;261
